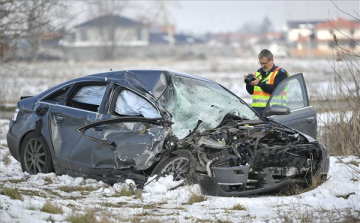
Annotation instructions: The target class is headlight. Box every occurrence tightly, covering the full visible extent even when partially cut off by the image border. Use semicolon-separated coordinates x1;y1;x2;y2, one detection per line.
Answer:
12;108;19;121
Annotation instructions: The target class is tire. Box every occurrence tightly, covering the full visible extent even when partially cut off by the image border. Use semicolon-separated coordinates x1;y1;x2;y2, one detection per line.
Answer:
151;150;190;182
20;132;54;174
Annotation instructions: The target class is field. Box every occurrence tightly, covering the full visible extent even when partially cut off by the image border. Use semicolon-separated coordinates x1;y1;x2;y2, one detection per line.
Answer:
1;58;359;222
0;57;348;105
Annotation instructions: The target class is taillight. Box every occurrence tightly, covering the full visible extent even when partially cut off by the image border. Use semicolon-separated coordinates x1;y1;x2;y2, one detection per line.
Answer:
12;108;19;121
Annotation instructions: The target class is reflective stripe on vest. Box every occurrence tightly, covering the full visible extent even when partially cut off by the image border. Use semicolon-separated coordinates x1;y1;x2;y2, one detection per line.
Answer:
252;67;281;108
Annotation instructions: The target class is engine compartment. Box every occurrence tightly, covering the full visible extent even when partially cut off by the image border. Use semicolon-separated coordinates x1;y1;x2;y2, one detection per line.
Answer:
179;119;324;196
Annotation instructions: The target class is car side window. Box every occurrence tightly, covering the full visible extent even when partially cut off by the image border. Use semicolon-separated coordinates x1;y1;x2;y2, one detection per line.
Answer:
269;76;308;111
42;86;70;104
66;84;107;112
114;90;161;118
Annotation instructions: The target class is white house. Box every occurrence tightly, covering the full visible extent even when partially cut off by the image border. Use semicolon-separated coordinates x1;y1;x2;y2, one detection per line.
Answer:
62;15;149;47
314;17;360;51
287;18;360;58
287;21;322;44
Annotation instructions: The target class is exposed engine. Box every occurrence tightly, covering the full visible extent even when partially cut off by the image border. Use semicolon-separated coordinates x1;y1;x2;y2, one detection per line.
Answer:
180;119;324;196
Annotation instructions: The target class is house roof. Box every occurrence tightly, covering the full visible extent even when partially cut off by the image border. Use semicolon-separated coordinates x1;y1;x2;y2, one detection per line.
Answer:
287;21;323;29
314;17;360;29
76;15;145;28
149;33;204;44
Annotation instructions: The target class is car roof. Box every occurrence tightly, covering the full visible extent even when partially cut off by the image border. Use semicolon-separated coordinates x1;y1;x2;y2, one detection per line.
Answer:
39;69;218;99
89;69;215;84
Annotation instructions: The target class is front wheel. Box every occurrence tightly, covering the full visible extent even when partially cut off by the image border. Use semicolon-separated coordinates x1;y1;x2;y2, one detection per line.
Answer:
20;132;54;174
151;150;190;182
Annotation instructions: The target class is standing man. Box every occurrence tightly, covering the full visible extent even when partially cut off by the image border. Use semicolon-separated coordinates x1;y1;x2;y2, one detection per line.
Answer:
245;49;290;115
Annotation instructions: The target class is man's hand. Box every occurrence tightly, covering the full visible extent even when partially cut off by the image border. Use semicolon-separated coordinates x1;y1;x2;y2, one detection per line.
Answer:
249;77;259;86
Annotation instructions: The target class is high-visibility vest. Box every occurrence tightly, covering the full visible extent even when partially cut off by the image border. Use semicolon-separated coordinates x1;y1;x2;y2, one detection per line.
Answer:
251;67;289;108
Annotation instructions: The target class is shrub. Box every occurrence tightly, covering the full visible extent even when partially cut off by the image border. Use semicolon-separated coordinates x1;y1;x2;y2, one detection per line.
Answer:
316;24;360;157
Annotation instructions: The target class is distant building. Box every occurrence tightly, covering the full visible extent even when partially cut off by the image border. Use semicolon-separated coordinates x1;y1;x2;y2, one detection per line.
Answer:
287;17;360;58
62;14;149;47
287;21;323;44
251;32;288;58
314;17;360;51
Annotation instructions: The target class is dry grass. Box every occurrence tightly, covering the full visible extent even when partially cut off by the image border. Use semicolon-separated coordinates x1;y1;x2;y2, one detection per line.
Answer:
2;187;23;201
2;152;11;165
44;177;53;184
318;108;360;156
347;159;360;167
278;174;326;196
58;186;99;193
41;201;63;214
66;209;114;223
113;187;134;197
274;205;360;223
231;204;247;211
316;34;360;157
186;192;207;204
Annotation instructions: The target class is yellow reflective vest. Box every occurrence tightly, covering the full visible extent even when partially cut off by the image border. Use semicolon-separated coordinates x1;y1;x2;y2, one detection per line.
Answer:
251;67;289;108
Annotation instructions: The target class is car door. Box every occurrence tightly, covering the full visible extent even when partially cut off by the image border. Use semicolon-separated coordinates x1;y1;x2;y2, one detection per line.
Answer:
75;86;172;171
48;82;109;168
263;73;317;139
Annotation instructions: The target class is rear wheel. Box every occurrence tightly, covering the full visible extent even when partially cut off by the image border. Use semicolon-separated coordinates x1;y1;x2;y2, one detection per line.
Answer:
151;150;190;182
20;132;54;174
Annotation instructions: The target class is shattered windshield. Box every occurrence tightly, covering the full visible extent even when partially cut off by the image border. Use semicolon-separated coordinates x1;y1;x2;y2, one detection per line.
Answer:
159;76;260;138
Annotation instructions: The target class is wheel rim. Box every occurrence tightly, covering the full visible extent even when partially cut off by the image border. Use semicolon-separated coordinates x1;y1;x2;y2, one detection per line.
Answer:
23;138;46;174
161;157;189;181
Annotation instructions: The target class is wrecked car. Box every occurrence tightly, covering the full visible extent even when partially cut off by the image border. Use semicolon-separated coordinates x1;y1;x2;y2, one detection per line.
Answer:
7;70;329;196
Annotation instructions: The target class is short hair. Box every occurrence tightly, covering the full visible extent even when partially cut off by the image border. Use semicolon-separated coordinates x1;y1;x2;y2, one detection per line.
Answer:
258;49;273;60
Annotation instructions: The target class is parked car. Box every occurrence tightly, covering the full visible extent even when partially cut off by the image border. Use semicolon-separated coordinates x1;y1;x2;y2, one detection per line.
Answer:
7;70;329;196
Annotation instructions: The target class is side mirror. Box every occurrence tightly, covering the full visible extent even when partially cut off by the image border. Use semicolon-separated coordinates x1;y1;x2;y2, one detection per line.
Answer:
263;105;290;117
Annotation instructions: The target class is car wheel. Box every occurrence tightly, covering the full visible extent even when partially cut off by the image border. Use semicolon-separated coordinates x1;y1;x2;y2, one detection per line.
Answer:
151;150;190;181
20;132;54;174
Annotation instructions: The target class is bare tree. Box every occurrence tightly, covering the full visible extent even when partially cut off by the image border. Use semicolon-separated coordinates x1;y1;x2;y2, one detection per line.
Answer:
0;0;68;61
137;1;180;46
0;0;28;60
24;0;68;61
85;0;135;60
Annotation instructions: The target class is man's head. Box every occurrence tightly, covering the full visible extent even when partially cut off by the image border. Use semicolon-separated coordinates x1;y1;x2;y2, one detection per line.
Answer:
258;49;274;72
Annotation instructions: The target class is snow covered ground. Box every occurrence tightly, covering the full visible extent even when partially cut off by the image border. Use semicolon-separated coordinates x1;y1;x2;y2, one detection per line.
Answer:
0;118;359;223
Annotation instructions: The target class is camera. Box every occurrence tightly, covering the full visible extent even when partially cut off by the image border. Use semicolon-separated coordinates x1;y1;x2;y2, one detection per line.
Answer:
244;73;256;84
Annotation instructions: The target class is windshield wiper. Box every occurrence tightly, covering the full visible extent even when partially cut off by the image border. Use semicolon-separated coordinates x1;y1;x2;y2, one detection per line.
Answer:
186;120;203;137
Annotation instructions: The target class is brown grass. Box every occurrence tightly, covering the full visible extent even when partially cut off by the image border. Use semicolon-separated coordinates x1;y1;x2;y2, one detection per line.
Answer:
316;34;360;157
66;209;114;223
2;187;23;201
186;192;207;204
41;201;63;214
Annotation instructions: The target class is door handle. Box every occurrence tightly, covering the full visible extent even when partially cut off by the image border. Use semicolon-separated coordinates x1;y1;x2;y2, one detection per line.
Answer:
307;117;315;124
94;125;105;131
55;115;64;123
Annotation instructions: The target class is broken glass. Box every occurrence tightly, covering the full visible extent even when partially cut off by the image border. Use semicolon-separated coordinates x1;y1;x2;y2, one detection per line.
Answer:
160;76;260;138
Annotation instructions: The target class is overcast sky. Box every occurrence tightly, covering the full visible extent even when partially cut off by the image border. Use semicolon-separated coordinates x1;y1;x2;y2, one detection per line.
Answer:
167;1;359;34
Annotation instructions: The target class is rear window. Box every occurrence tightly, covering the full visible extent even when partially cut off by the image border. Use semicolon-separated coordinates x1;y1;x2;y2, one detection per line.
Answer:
66;84;107;112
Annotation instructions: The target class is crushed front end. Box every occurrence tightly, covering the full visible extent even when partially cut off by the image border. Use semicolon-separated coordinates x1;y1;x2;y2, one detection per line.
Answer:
181;119;328;196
